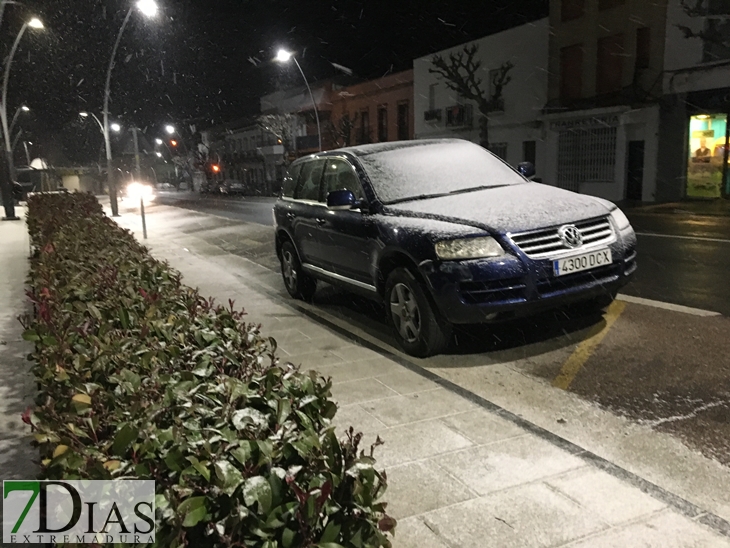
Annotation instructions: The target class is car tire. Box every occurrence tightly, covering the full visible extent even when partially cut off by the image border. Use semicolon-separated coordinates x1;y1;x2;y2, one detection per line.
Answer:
280;241;317;301
385;267;452;357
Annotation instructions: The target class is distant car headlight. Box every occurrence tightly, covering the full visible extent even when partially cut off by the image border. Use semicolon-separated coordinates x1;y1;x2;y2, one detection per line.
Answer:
435;236;505;260
126;182;154;200
610;208;631;231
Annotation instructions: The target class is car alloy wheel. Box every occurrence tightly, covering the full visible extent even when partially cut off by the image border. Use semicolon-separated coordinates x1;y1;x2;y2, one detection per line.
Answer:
384;267;452;357
390;283;421;343
280;241;316;301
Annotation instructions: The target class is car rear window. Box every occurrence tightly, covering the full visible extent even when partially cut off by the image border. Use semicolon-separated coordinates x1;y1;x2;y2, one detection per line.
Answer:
358;140;524;204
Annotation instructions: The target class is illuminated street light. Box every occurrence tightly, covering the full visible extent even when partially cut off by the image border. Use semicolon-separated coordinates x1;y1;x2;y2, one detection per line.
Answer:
156;151;162;158
155;138;163;145
165;125;175;134
103;0;159;217
274;47;321;152
0;15;45;219
21;105;29;112
111;123;121;132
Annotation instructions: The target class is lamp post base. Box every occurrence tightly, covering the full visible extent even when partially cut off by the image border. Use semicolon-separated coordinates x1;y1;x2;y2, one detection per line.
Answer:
2;216;21;221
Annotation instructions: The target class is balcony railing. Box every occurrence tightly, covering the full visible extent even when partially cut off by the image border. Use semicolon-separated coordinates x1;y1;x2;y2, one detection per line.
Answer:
424;109;442;122
296;134;320;150
445;104;474;127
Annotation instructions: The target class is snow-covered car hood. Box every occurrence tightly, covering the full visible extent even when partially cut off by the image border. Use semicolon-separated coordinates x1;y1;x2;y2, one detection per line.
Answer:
382;182;614;234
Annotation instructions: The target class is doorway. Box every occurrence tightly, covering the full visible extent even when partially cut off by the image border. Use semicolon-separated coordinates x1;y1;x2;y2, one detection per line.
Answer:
626;140;645;201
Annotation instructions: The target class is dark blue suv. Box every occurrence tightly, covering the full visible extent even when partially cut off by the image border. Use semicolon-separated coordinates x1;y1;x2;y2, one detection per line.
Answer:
274;139;636;357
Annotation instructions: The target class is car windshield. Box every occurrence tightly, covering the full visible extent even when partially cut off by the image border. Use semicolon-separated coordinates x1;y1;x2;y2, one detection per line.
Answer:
358;141;525;204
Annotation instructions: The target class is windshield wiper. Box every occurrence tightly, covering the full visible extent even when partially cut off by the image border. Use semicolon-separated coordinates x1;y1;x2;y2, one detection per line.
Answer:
384;184;513;205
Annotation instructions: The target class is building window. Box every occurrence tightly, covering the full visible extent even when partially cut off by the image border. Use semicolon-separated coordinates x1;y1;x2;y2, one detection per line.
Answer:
557;126;617;192
708;0;730;15
561;0;585;21
488;143;508;161
596;34;625;95
378;107;388;142
359;109;371;144
598;0;625;10
397;101;410;140
560;44;584;101
703;17;730;62
523;141;537;166
635;27;651;70
429;84;437;110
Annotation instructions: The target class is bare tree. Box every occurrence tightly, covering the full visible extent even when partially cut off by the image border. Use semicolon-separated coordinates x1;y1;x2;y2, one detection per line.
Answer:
430;44;514;149
328;112;355;148
257;114;296;163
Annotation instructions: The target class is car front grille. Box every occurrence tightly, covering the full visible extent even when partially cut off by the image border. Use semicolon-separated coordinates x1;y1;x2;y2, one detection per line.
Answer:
509;217;614;258
459;278;527;305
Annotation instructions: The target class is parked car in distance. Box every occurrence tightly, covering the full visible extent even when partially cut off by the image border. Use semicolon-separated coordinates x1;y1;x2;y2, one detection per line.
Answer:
199;179;221;194
219;179;246;195
273;139;637;357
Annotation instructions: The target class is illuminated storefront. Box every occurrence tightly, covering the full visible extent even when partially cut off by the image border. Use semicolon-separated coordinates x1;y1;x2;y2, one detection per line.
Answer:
686;114;730;199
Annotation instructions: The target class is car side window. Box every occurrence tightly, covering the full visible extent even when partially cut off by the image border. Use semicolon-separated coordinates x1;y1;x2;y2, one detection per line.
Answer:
282;163;302;198
323;158;365;201
294;159;326;202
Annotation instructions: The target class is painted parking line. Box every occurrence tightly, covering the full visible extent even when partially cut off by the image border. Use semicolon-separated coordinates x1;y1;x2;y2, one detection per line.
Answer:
617;294;721;317
552;300;627;390
636;231;730;244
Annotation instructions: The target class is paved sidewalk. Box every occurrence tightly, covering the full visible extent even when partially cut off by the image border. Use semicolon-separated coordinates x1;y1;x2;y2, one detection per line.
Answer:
111;206;730;547
0;210;39;538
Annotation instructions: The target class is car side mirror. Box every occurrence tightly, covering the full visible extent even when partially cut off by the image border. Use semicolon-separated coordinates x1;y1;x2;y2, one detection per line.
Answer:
517;162;536;179
327;189;356;210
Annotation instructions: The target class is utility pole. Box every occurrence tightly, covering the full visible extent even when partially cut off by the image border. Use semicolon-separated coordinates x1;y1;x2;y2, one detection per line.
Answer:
131;127;147;239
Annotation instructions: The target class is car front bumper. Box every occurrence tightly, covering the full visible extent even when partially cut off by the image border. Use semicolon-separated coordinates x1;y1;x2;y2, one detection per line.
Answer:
420;237;637;325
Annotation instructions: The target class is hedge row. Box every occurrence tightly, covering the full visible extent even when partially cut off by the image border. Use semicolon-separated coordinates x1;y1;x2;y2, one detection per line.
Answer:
22;193;394;547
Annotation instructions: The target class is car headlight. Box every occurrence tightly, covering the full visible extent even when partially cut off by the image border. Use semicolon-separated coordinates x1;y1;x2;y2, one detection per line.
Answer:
610;208;631;231
435;236;505;260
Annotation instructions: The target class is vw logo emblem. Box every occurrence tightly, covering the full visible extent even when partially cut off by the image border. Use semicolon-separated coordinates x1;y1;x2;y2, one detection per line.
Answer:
558;225;583;248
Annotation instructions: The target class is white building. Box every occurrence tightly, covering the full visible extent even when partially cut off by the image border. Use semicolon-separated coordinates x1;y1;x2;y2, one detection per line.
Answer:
413;19;550;177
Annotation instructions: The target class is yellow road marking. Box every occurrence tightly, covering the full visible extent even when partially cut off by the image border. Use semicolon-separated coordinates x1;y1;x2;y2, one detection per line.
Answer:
552;301;627;390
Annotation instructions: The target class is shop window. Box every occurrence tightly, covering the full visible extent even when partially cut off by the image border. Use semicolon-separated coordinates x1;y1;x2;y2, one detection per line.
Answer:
596;34;625;95
635;27;651;70
560;44;584;101
561;0;585;21
686;114;728;198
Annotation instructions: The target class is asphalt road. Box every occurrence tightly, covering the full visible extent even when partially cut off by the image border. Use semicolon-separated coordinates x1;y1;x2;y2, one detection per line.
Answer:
156;191;730;316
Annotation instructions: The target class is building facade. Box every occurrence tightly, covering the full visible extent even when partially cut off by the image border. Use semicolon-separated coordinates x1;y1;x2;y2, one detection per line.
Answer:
660;0;730;200
329;70;414;148
542;0;669;202
414;19;550;175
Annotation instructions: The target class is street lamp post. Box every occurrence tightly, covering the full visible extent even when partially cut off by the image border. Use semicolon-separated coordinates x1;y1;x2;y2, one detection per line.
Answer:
275;49;322;153
103;0;158;217
0;17;43;220
8;105;29;138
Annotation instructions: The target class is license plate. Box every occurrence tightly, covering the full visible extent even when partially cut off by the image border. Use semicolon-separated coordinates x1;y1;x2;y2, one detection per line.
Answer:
553;249;612;277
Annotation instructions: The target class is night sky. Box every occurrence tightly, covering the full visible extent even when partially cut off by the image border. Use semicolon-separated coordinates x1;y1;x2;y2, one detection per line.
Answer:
4;0;547;164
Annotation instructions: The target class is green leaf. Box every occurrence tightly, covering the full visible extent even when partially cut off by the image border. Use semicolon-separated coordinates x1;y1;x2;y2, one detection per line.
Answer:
316;544;346;548
87;303;102;321
230;442;254;466
111;424;138;456
232;408;268;430
179;496;207;527
119;307;130;329
243;476;273;514
22;329;39;342
214;460;244;495
187;456;211;482
320;521;341;544
282;528;296;548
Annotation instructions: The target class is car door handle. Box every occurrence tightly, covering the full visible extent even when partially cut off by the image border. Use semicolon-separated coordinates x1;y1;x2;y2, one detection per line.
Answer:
286;212;296;220
315;218;327;226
